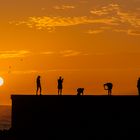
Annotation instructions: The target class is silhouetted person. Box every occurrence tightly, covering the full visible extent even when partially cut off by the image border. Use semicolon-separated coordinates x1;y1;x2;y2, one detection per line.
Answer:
137;78;140;95
36;75;42;95
77;88;84;96
58;76;63;95
104;82;113;95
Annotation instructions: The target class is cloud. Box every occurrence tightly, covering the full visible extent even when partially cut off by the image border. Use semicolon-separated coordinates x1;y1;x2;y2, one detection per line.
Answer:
47;69;81;72
86;29;104;34
41;51;55;55
54;5;75;10
10;69;82;74
40;50;89;57
11;70;38;74
113;29;140;36
0;50;30;59
127;30;140;36
90;3;140;28
90;3;140;36
12;16;118;30
59;50;81;57
11;3;140;36
90;4;120;16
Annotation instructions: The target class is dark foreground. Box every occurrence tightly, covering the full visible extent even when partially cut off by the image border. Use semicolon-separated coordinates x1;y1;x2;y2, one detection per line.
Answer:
0;95;140;140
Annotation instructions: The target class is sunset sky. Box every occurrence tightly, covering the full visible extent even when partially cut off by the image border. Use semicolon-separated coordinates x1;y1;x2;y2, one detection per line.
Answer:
0;0;140;105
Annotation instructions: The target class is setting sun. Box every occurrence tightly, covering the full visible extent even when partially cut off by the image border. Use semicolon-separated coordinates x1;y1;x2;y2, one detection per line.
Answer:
0;77;4;86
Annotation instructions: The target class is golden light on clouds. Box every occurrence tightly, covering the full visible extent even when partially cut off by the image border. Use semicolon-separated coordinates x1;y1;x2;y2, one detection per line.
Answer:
0;50;30;59
11;3;140;36
86;30;104;34
53;5;75;10
60;50;82;57
12;16;118;30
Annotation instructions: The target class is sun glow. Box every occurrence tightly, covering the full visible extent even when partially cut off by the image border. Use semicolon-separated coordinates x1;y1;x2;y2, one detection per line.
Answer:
0;77;4;86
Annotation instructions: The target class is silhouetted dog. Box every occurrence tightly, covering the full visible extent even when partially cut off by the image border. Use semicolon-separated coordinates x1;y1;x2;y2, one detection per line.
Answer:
77;88;84;95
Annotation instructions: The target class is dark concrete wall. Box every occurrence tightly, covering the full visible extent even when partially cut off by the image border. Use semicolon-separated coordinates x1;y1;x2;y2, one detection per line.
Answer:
11;95;140;137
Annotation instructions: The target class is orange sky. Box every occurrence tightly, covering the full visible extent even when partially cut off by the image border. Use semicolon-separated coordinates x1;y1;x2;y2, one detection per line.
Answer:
0;0;140;105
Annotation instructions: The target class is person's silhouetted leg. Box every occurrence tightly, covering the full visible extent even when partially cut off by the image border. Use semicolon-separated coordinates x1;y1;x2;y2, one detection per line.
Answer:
40;87;42;95
110;90;112;95
138;88;140;95
36;87;39;95
60;89;62;95
108;89;111;96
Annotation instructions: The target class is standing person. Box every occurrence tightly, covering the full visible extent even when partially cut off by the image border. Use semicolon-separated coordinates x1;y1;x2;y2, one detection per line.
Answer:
36;75;42;95
58;76;63;95
104;82;113;95
137;77;140;95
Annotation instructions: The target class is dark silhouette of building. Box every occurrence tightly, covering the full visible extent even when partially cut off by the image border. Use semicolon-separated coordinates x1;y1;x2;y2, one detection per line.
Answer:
36;75;42;95
57;76;63;95
10;95;140;139
137;77;140;95
104;82;113;95
77;88;84;95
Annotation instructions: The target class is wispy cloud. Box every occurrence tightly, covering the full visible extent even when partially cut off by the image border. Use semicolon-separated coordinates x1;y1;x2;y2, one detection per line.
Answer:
11;16;118;30
3;67;140;76
90;4;120;16
86;29;104;34
41;51;55;55
0;50;30;59
113;29;140;36
11;70;38;74
54;5;75;10
59;50;81;57
127;30;140;36
11;3;140;36
9;69;82;74
40;50;89;57
90;3;140;36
